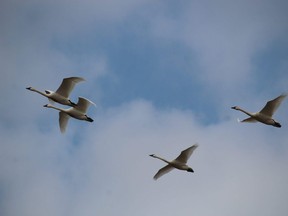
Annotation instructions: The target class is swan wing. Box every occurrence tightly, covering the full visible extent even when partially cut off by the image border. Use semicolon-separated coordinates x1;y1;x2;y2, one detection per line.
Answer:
75;97;95;113
259;94;287;117
153;165;174;180
56;77;85;98
241;117;257;123
59;112;70;133
175;144;198;164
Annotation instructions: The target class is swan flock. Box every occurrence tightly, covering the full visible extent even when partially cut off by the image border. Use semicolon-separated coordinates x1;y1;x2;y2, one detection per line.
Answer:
27;77;95;133
27;77;287;180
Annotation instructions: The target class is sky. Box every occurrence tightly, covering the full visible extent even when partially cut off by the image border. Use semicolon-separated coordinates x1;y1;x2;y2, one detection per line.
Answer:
1;0;288;215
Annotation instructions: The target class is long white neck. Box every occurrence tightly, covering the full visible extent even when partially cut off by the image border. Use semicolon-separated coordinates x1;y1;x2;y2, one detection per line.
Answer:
236;107;255;117
30;88;48;97
46;104;67;113
151;155;170;164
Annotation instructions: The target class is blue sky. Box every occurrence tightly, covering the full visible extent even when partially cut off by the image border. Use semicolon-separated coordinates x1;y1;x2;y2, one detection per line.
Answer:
1;0;288;216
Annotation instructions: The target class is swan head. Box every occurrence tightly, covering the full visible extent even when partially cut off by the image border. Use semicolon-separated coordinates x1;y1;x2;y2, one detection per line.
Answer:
231;106;240;110
187;168;194;173
43;104;52;108
45;90;52;95
26;86;33;90
149;154;156;158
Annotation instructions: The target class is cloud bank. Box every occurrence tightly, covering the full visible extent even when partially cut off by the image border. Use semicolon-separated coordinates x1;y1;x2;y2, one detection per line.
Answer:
1;99;288;216
1;0;288;216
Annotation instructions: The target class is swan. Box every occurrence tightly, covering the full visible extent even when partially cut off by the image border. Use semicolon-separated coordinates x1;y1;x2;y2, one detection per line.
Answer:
26;77;85;106
44;97;95;133
149;144;198;180
231;94;287;128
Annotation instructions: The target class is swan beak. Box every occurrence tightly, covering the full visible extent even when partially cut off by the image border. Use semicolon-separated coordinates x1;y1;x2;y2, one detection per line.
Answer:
149;154;155;157
26;87;31;90
231;106;237;109
43;104;48;107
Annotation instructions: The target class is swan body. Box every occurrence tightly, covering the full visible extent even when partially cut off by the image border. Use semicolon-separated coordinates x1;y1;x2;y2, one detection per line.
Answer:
26;77;85;106
231;94;287;128
149;144;198;180
44;97;95;133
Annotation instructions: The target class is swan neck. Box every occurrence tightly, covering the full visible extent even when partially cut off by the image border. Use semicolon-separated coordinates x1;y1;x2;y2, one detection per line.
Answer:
32;88;47;97
153;155;170;164
47;105;65;112
237;107;254;117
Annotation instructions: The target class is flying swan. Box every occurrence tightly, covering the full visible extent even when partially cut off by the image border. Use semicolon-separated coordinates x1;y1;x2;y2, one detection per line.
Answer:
149;144;198;180
44;97;95;133
231;93;287;128
26;77;85;106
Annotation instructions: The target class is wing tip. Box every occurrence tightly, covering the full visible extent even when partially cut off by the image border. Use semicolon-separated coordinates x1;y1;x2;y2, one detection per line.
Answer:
280;93;287;100
75;77;86;82
78;96;96;106
65;76;86;82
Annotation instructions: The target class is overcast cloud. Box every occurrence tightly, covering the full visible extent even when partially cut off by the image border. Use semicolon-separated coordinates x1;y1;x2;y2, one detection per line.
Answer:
1;0;288;216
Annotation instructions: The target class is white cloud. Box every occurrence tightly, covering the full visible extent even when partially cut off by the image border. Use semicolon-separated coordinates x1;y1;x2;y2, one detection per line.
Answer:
1;1;288;216
1;99;288;216
149;0;288;92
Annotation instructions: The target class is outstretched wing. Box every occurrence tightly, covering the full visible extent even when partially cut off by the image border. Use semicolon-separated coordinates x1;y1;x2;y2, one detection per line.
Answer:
153;165;174;180
259;94;287;117
175;144;198;164
59;112;70;133
75;97;95;113
241;117;257;123
56;77;85;98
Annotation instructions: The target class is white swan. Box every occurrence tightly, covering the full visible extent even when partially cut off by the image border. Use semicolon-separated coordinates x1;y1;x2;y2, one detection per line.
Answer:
26;77;85;106
44;97;95;133
231;94;287;128
149;144;198;180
